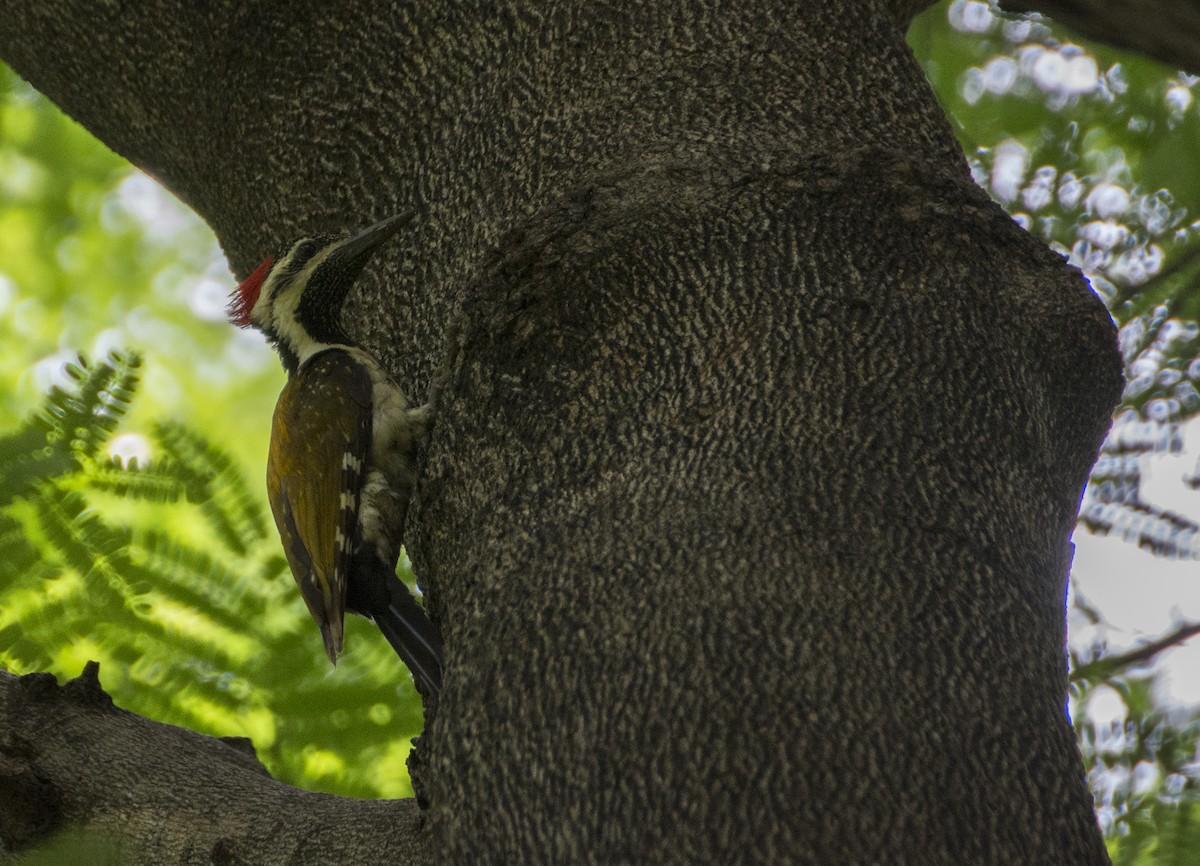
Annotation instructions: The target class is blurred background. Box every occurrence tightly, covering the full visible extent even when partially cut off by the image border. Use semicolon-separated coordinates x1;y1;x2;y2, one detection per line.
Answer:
0;1;1198;857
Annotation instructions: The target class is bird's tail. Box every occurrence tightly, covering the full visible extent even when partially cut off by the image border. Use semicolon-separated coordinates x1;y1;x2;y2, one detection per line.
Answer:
348;551;445;697
373;584;444;698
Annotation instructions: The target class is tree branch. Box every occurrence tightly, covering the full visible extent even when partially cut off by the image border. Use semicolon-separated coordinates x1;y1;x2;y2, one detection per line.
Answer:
1109;239;1200;307
1071;621;1200;683
0;663;431;865
1002;0;1200;75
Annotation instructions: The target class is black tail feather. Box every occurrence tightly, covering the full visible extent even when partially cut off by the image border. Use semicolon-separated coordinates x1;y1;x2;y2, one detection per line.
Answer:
373;588;444;697
347;551;444;697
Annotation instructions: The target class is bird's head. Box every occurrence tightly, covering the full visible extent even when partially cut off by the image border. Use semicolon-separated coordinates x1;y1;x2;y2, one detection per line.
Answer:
229;211;415;373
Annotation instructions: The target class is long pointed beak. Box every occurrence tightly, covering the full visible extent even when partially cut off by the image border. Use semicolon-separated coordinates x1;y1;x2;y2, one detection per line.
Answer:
336;210;418;262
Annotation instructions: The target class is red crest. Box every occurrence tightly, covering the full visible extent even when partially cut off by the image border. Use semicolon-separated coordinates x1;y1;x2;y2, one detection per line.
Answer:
228;256;274;327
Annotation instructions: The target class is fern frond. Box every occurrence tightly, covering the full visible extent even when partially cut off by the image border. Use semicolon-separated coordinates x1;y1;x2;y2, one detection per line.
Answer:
85;456;188;503
0;347;426;797
0;352;141;506
153;422;269;556
36;351;141;462
0;510;40;590
121;531;270;628
29;485;140;611
1078;496;1200;559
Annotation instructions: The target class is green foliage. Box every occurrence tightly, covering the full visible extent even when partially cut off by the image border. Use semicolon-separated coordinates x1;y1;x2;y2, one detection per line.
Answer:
0;61;285;478
0;350;139;506
1072;675;1200;865
0;353;427;798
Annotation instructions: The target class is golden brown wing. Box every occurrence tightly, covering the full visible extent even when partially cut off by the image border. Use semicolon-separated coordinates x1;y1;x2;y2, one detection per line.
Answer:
266;349;372;663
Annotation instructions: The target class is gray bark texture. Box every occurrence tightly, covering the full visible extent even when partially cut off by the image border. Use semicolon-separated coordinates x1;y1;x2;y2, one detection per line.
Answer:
0;1;1123;864
0;664;430;865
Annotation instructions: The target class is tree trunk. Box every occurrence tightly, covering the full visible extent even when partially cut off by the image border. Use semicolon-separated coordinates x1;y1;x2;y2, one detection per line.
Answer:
0;1;1122;863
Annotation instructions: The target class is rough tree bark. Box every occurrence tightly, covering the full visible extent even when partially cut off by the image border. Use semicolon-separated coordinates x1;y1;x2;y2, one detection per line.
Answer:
0;1;1123;864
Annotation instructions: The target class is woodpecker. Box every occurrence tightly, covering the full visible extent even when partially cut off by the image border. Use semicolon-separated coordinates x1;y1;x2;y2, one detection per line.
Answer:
229;212;443;696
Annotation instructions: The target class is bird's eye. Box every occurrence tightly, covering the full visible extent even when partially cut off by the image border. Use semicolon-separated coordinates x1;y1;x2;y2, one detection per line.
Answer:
295;240;319;262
